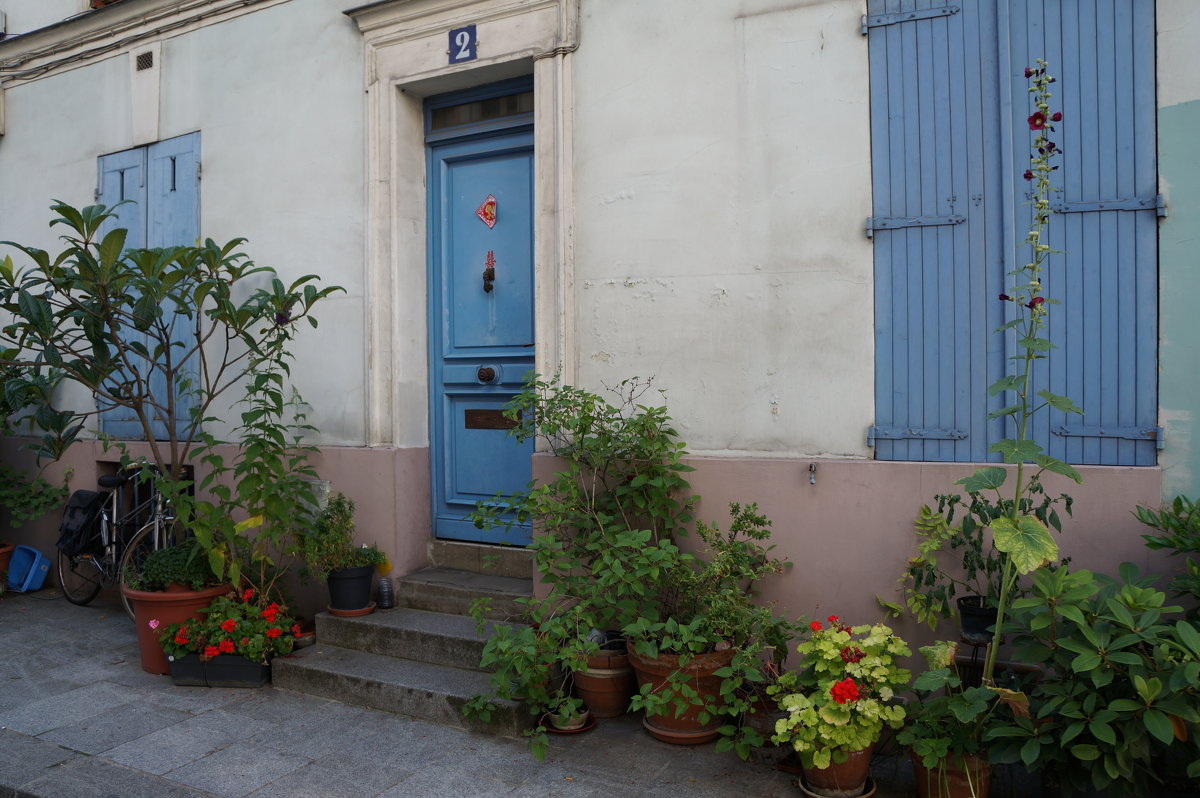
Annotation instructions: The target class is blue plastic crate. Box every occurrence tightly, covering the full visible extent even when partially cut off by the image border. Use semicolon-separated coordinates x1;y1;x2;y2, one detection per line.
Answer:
7;545;50;592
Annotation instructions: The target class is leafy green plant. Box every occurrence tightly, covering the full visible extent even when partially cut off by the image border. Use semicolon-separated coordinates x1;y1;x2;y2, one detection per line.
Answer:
897;480;1072;629
123;534;218;591
987;564;1200;796
888;62;1080;689
769;619;910;769
1136;495;1200;619
464;376;796;760
0;201;341;599
295;492;385;583
898;640;1002;797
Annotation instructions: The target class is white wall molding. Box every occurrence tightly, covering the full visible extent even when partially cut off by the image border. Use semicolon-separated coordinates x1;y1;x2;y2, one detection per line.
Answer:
347;0;577;448
0;0;290;88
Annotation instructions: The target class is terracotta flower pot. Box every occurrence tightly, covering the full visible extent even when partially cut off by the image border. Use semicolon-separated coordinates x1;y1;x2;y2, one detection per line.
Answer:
0;542;14;576
627;646;735;745
802;744;875;798
121;582;231;674
910;751;992;798
573;647;637;718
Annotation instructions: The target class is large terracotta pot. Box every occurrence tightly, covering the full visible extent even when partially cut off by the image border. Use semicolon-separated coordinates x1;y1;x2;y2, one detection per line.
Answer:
573;646;637;718
802;744;875;798
121;582;231;674
910;751;992;798
627;646;735;744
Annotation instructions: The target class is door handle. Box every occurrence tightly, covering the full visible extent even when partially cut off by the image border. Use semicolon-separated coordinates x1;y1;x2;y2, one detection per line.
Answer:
482;266;495;293
477;367;497;383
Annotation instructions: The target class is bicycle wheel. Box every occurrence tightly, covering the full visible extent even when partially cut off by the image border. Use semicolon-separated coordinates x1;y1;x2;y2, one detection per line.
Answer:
57;549;104;605
116;523;188;618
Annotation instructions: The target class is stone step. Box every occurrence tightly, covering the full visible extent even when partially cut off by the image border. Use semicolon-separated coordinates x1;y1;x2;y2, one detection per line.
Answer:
315;607;518;671
395;567;532;621
272;642;532;737
428;539;533;580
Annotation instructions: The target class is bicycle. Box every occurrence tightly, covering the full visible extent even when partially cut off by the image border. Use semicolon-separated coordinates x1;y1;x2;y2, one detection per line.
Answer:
56;463;185;618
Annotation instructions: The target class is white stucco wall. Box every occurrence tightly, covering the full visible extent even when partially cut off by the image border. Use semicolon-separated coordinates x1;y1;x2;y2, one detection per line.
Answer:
0;0;368;446
572;0;874;458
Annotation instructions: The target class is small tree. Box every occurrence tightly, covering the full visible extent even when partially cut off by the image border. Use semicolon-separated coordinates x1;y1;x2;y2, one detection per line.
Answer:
0;201;341;592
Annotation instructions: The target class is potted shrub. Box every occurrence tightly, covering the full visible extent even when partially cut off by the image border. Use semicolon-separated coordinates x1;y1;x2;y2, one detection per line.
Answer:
769;618;911;798
298;492;386;614
898;641;1000;798
156;587;300;687
464;376;797;759
121;535;228;674
986;564;1200;796
621;502;797;752
0;201;340;598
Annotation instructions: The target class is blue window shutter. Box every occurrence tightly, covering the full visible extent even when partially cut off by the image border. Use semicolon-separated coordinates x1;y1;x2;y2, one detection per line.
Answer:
1006;1;1159;466
97;133;201;442
869;0;1159;466
96;147;148;439
867;1;1001;462
147;133;201;440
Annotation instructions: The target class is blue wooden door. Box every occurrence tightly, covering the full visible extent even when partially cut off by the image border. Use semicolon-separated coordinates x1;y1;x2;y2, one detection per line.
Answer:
96;132;200;441
428;129;535;545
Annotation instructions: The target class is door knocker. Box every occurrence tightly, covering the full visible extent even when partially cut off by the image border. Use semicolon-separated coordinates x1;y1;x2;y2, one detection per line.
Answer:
482;250;496;293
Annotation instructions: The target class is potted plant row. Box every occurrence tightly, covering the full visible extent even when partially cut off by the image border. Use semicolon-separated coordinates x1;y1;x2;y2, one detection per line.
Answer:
463;375;798;761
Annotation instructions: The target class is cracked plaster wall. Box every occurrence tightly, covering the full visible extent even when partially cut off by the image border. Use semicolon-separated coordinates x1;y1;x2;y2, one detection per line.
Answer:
572;0;873;458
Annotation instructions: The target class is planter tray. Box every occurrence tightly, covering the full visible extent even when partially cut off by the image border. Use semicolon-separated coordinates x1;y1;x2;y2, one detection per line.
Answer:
169;653;270;688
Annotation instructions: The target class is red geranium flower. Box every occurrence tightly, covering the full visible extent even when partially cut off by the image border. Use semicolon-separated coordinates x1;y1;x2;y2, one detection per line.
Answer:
1028;112;1047;130
266;627;282;639
203;645;220;658
218;639;235;654
242;588;254;602
830;677;861;705
220;618;237;633
291;624;302;636
174;633;189;645
827;615;839;625
241;637;250;646
809;621;823;632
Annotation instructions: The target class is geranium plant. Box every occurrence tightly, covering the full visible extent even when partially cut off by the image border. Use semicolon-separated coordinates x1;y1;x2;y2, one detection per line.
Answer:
156;588;299;664
770;618;910;769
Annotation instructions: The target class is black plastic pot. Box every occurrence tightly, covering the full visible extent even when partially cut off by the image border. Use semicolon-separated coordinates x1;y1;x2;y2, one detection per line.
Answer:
957;595;998;645
326;564;375;611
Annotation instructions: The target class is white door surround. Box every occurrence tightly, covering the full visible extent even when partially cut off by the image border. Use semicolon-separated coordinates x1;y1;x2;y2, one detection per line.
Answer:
346;0;578;449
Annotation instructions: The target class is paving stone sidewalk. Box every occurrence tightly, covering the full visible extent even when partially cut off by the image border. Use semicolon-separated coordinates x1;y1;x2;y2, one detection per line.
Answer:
0;588;960;798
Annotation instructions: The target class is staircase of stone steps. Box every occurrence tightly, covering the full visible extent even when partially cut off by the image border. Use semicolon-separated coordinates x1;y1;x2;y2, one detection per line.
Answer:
272;541;535;736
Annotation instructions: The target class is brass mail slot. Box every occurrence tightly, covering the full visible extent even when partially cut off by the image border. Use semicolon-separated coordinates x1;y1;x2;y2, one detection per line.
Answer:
464;409;520;430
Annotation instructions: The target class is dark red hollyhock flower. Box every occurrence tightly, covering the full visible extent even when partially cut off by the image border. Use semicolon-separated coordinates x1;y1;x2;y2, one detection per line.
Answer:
1024;67;1035;78
1051;112;1063;122
1026;296;1045;309
1045;141;1058;154
999;294;1012;301
1028;112;1047;130
1023;170;1034;181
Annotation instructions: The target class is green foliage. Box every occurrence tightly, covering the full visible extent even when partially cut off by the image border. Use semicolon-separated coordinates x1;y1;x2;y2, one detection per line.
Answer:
1137;495;1200;618
987;564;1200;796
0;201;342;599
897;481;1072;629
124;535;218;591
770;620;911;769
464;376;796;760
294;492;385;583
898;641;1004;790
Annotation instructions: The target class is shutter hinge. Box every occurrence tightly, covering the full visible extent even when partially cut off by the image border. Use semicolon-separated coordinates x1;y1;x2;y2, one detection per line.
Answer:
867;426;968;446
1052;425;1164;450
1052;195;1166;217
196;160;202;181
865;214;965;239
861;5;959;36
